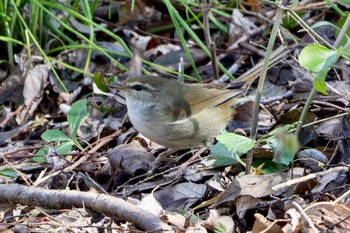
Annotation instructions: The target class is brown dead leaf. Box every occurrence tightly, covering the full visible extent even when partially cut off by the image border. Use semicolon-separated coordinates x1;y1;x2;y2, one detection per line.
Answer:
160;211;187;228
108;141;155;177
304;202;350;232
215;173;289;206
311;168;345;194
252;213;286;233
17;64;49;124
154;182;207;210
235;195;261;219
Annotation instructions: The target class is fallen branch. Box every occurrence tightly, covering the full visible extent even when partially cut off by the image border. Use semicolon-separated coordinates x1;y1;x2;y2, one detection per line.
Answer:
0;184;172;232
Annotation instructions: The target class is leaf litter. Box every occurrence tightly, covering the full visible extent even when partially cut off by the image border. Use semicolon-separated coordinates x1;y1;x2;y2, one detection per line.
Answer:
1;1;350;232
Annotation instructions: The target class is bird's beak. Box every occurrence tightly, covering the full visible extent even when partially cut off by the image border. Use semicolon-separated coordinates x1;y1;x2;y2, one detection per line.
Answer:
107;83;128;91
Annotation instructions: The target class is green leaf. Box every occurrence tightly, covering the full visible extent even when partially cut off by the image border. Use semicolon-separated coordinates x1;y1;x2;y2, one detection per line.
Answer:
32;156;47;163
0;168;19;178
55;141;74;154
0;36;26;46
41;129;70;142
35;142;73;157
35;147;49;155
299;44;341;73
67;99;88;136
314;69;328;95
298;43;342;96
269;134;299;165
282;13;299;29
210;133;255;167
216;132;255;155
214;222;227;233
93;73;109;92
209;142;243;167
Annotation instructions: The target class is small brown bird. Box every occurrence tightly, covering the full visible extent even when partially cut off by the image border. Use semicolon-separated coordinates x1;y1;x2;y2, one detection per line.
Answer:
110;75;246;149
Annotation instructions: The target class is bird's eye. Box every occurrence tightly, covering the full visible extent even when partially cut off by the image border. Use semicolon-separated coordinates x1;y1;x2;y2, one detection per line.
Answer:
132;84;147;91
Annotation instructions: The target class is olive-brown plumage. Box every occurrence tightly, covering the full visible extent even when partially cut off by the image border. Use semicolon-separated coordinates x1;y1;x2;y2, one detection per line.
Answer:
111;76;244;149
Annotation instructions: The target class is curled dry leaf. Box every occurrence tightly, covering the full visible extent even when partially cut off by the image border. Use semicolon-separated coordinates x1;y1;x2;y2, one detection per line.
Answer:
76;101;111;142
108;141;155;177
77;116;101;142
26;67;47;94
296;148;329;171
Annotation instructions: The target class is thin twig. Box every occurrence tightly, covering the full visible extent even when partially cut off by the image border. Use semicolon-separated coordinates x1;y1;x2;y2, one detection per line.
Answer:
272;166;348;192
292;201;319;233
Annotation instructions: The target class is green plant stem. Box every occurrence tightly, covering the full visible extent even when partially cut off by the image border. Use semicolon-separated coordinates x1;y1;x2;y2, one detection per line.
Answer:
3;20;14;67
287;10;334;49
50;57;93;77
72;138;84;151
296;10;350;137
38;0;131;70
46;20;77;45
9;0;69;93
1;0;14;66
325;0;345;17
295;87;316;136
250;9;283;138
142;60;197;81
287;7;350;61
163;0;235;81
164;0;201;81
334;13;350;48
148;13;203;34
247;6;284;174
81;0;94;74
